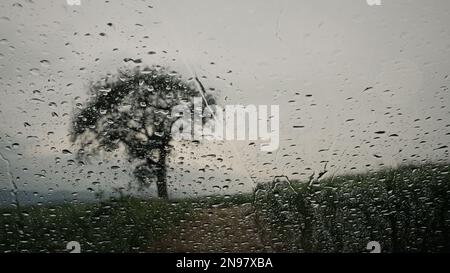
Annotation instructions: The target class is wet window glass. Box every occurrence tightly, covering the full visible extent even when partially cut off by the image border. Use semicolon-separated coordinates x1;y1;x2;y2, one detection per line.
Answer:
0;0;449;253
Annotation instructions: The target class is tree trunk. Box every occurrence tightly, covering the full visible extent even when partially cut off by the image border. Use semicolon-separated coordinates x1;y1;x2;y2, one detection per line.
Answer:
156;148;168;199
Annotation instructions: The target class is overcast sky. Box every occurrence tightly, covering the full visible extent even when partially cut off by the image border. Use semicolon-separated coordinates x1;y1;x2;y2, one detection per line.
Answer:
1;0;449;201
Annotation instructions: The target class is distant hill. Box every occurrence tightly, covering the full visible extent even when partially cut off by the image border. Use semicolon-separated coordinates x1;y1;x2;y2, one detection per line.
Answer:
0;189;97;207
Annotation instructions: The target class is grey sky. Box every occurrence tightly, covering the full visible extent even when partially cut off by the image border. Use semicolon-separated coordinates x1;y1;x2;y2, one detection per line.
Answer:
0;0;449;200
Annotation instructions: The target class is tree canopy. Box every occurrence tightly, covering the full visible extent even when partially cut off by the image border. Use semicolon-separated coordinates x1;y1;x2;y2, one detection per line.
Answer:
71;66;215;198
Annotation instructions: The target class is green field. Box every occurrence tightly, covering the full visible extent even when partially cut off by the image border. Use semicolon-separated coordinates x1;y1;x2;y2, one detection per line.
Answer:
0;193;254;253
1;163;449;253
0;196;194;253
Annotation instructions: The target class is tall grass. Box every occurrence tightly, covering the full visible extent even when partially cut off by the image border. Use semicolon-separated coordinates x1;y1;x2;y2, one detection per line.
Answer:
0;196;193;253
253;163;450;252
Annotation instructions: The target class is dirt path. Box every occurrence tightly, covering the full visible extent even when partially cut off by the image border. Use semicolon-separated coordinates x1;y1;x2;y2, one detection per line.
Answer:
148;204;270;252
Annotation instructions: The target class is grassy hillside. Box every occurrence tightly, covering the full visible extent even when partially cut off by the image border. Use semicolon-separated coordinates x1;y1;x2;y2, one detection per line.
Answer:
253;163;450;252
0;196;193;253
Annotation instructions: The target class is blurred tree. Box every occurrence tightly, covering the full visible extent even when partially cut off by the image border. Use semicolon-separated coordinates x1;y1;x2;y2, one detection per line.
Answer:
70;66;215;199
